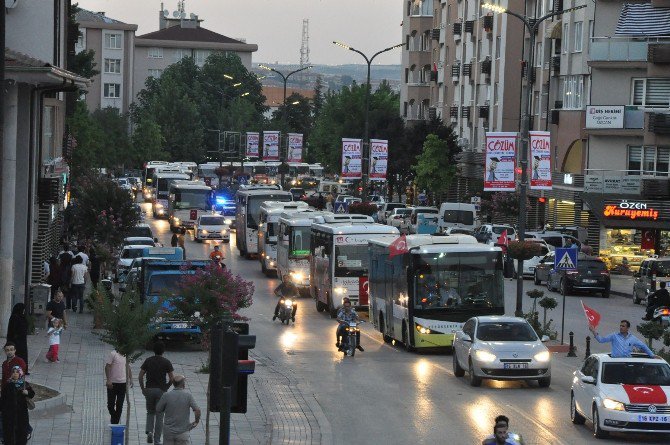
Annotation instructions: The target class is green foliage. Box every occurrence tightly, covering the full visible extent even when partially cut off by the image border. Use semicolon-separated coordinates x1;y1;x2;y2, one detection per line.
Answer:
69;4;99;83
637;321;666;348
412;134;458;196
271;93;314;138
131;118;167;165
68;101;106;170
526;289;544;299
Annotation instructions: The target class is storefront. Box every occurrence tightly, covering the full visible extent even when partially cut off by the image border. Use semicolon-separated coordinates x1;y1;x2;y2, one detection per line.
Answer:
582;195;670;271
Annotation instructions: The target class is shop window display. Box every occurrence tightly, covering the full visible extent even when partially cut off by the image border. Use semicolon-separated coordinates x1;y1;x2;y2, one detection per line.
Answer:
599;229;652;272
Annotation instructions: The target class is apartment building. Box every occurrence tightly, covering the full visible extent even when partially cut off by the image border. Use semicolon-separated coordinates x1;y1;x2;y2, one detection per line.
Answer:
400;0;433;121
133;7;258;100
75;9;138;112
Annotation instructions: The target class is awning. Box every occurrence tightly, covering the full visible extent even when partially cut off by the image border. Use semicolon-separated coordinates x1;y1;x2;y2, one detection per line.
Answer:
545;20;562;39
4;48;90;88
583;193;670;229
616;3;670;36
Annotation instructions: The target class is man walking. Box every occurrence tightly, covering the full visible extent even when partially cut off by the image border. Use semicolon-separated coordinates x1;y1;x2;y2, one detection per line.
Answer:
105;349;131;424
69;256;88;313
590;320;657;358
2;342;27;383
46;290;67;328
156;375;201;445
139;341;174;444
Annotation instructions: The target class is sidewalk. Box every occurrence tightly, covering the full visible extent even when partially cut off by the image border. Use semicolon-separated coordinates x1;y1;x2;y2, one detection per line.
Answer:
23;311;329;444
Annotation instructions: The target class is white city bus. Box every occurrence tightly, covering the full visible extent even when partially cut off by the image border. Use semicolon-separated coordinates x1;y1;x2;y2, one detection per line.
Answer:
258;201;309;275
368;235;504;351
152;171;191;218
277;211;332;294
235;188;292;257
310;215;399;316
168;181;213;232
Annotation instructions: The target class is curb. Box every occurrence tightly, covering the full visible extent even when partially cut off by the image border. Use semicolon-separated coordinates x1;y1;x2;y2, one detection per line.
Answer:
33;385;66;414
612;289;630;298
298;383;334;445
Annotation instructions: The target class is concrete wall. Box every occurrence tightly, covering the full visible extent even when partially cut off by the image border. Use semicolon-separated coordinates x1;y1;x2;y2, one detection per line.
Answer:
587;134;643;171
6;0;56;63
590;68;645;106
84;28;103;110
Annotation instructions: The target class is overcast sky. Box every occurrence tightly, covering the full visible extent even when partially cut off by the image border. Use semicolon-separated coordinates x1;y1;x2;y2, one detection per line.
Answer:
77;0;403;66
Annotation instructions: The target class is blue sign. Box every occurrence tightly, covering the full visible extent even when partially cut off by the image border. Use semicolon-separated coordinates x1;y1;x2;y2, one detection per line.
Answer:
334;201;349;214
554;248;578;270
237;176;247;185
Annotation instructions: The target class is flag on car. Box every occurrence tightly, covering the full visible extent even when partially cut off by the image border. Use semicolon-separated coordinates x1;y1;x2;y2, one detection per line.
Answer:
496;230;508;254
389;234;409;259
581;300;601;328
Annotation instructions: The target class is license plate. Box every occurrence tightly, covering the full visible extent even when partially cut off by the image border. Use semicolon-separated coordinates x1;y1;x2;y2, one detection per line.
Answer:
636;415;669;423
583;279;597;284
503;363;528;369
171;323;188;329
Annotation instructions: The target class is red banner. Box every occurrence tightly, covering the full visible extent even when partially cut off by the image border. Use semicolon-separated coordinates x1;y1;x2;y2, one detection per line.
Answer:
359;277;369;306
622;384;668;404
190;209;197;220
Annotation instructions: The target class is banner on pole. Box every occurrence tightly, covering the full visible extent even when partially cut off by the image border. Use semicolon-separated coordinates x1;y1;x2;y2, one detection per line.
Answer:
287;133;303;163
245;132;259;158
484;132;517;192
341;138;362;179
369;139;388;181
263;131;280;161
529;131;552;190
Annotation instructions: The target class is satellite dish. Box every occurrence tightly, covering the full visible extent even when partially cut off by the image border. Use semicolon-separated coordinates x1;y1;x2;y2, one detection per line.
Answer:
172;10;179;17
190;13;196;19
163;9;169;17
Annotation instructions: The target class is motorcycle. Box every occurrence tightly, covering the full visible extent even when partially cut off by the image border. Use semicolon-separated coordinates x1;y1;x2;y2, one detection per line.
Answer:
652;306;670;327
278;298;294;325
340;320;364;357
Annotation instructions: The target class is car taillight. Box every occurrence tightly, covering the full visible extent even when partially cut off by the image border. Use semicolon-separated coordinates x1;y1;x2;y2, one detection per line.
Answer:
394;215;402;220
566;271;578;275
661;309;670;316
600;271;610;276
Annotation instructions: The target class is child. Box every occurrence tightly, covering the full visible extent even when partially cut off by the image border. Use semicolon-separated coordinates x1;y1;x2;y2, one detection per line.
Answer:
46;318;64;362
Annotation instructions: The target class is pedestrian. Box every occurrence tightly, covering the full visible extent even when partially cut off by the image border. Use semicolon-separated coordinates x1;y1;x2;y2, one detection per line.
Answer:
2;342;27;384
156;375;201;445
171;233;178;247
481;415;523;445
1;365;35;445
317;193;326;211
46;255;61;300
75;244;90;267
565;238;578;250
59;247;73;309
69;255;88;313
580;240;593;256
209;244;224;262
177;232;186;258
105;349;131;424
46;318;64;363
89;247;101;289
589;320;657;358
139;341;175;445
46;290;67;329
6;304;29;374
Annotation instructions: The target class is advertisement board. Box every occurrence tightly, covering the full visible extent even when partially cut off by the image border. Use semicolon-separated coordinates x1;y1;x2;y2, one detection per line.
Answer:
287;133;303;163
585;106;625;129
484;132;517;192
341;138;362;179
529;131;552;190
262;131;280;161
369;139;388;181
245;132;259;157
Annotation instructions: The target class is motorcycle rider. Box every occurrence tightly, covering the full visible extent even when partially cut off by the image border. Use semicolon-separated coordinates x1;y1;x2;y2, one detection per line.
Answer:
336;297;363;352
272;275;298;322
482;415;524;445
642;281;670;321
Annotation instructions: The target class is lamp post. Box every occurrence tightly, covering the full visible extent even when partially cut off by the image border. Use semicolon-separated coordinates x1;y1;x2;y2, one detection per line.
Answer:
482;2;586;316
332;41;403;201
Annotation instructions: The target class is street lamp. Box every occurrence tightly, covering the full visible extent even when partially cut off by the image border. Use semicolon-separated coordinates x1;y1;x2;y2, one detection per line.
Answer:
482;2;586;316
258;64;313;123
332;41;403;201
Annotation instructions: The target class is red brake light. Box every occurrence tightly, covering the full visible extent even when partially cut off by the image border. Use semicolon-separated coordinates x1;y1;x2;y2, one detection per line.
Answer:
662;309;670;316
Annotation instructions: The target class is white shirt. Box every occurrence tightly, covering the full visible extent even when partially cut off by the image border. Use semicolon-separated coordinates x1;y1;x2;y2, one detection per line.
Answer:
48;327;63;345
105;350;127;384
71;263;88;285
76;252;90;267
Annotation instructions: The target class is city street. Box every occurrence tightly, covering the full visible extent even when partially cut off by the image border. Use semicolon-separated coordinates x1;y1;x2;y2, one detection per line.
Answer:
144;203;667;445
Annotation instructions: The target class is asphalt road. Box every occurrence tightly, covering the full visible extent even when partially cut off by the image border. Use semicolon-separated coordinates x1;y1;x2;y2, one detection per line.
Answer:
141;203;668;444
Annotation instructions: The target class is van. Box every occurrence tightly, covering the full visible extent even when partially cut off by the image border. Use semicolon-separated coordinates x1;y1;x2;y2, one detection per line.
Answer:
553;226;588;243
526;231;580;250
474;224;516;245
633;257;670;304
408;206;439;234
438;202;478;233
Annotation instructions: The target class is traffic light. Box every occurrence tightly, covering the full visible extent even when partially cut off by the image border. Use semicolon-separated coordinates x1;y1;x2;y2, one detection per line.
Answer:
538;197;547;204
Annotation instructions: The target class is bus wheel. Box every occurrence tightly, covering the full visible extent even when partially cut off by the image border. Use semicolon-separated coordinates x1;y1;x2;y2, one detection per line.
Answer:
316;299;326;312
261;261;267;275
402;323;414;352
380;315;392;344
328;294;337;318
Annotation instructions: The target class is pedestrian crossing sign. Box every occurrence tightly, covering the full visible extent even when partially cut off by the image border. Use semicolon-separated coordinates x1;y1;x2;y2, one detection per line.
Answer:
334;201;348;214
554;248;578;270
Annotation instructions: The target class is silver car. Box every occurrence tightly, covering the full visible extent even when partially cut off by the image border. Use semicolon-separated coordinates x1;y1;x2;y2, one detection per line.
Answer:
452;316;552;387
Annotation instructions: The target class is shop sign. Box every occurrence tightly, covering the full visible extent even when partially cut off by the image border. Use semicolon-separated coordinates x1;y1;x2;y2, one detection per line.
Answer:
584;175;604;193
585;175;641;194
603;200;659;220
585;106;625;129
620;177;641;194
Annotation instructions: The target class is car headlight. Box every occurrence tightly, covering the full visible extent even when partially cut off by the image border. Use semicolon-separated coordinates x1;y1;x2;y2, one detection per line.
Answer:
269;261;275;267
290;271;304;282
603;398;625;411
334;286;348;295
225;219;233;225
416;324;432;334
221;229;228;235
474;350;497;363
534;350;551;362
200;229;208;235
174;218;181;225
155;203;163;209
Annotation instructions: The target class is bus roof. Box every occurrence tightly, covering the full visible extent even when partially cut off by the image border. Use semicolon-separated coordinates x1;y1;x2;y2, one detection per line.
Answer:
169;181;211;191
236;189;292;198
313;214;374;224
279;211;332;226
369;234;499;253
146;161;169;166
312;222;399;236
155;172;190;179
260;201;308;211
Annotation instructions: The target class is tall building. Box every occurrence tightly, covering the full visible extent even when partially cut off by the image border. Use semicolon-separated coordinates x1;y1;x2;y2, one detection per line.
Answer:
75;9;138;112
133;7;258;100
400;0;433;122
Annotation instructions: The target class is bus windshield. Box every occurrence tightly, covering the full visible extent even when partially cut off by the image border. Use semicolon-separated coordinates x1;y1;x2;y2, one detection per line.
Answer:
266;222;277;243
443;210;474;225
174;191;210;210
413;252;504;310
335;244;368;277
247;196;291;228
289;227;311;257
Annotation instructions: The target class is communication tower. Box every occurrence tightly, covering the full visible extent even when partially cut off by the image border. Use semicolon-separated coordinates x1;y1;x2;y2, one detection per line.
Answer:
299;19;310;68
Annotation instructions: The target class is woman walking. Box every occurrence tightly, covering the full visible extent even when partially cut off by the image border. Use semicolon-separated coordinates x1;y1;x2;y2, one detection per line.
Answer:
6;304;29;374
1;365;35;445
46;256;61;300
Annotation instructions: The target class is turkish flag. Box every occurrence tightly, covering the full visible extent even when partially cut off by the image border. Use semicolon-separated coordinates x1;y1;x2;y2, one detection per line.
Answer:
581;301;601;328
622;384;668;404
389;235;409;259
642;230;656;250
496;230;508;254
359;277;369;306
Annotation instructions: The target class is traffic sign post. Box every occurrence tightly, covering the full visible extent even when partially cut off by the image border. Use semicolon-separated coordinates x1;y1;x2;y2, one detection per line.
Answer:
334;201;349;214
555;247;578;345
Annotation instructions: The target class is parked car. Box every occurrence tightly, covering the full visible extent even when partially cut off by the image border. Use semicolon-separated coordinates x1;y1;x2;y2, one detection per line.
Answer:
526;230;581;250
474;224;516;245
289;188;307;201
115;245;149;282
368;195;386;205
633;257;670;305
376;202;406;224
513;238;551;278
127;223;154;239
553;225;588;243
408;206;439;234
193;214;230;243
122;237;156;248
441;227;475;236
388;208;412;233
452;316;551;387
546;254;610;298
533;251;555;285
438;202;478;233
570;353;670;438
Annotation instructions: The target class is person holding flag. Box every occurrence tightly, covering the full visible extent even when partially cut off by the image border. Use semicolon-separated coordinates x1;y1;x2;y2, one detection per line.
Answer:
586;309;656;358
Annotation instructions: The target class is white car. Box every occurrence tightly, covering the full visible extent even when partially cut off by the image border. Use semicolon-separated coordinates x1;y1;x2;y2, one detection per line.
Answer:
194;214;230;243
376;202;405;224
122;237;156;248
116;245;148;282
571;353;670;438
452;316;551;387
388;208;412;233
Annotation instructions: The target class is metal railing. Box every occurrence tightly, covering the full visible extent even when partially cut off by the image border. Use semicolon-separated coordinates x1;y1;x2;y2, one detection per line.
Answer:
590;36;670;62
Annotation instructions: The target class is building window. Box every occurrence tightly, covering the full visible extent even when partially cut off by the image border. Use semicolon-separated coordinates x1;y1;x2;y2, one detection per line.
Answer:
632;78;670;108
77;34;84;48
588;20;594;51
573;21;583;53
534;91;541;116
628;146;670;176
561;75;584;109
104;33;122;49
148;47;163;58
173;49;191;62
194;49;211;66
562;24;569;53
148;69;163;79
495;36;501;59
104;83;121;98
42;106;55;161
103;58;121;74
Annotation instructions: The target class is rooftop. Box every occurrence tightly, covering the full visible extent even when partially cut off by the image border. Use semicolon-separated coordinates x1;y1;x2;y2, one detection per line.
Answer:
137;26;246;45
75;9;128;25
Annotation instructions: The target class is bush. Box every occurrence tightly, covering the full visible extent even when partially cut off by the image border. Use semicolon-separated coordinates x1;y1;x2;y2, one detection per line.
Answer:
349;202;377;216
507;240;542;260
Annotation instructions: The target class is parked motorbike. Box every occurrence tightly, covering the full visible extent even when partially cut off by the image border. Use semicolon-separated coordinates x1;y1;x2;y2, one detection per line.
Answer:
652;306;670;327
278;298;294;325
340;320;364;357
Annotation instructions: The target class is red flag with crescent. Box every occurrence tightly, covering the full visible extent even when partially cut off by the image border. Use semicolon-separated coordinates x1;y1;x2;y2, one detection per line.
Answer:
642;230;656;250
581;300;601;328
389;235;409;259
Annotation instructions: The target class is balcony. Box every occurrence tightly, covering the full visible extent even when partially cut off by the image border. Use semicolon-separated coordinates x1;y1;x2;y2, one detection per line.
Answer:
478;105;490;119
431;28;440;40
462;63;472;78
450;106;459;118
483;15;494;33
453;22;462;37
551;55;561;72
584;105;645;135
648;42;670;63
648;112;670;134
588;37;670;67
408;50;431;67
451;64;460;77
461;106;471;120
583;169;668;198
481;59;492;75
464;20;474;34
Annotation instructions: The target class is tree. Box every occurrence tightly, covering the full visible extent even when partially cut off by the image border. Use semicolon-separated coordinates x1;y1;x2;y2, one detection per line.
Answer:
68;101;106;170
312;75;325;117
271;92;313;137
95;289;158;445
131;119;166;166
413;133;459;200
91;107;131;168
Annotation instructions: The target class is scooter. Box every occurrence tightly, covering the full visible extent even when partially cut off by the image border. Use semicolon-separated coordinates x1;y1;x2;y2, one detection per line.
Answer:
340;320;364;357
652;306;670;328
278;298;294;325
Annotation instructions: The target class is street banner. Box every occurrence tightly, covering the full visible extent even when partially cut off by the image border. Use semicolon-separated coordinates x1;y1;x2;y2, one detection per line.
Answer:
341;138;362;179
263;131;280;161
245;132;259;158
287;133;303;163
369;139;388;181
581;301;601;328
529;131;552;190
484;132;517;191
